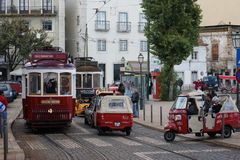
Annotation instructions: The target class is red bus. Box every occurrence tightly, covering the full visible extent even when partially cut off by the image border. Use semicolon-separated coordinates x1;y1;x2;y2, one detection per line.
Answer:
22;47;76;128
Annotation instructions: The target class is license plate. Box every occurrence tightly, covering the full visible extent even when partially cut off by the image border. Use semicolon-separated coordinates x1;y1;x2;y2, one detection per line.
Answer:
114;122;121;127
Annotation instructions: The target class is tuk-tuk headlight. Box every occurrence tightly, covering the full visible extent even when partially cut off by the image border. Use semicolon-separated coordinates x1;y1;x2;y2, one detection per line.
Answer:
175;115;182;121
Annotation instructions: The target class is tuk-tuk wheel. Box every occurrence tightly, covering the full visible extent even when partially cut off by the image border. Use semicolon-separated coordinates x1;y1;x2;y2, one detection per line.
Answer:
98;128;105;135
164;131;175;142
207;132;216;137
84;118;88;125
223;126;232;138
126;129;131;136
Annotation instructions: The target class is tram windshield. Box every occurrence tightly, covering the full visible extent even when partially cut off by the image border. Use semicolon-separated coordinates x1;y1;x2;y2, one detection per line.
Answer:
28;72;72;96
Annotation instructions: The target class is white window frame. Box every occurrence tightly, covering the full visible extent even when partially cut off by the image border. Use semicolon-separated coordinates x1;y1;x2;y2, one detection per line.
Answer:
192;51;198;60
97;39;106;51
119;40;128;51
140;40;148;52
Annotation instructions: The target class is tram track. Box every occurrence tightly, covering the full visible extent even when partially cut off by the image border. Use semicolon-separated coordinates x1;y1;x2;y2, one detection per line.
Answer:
64;133;110;160
43;134;75;160
124;136;197;160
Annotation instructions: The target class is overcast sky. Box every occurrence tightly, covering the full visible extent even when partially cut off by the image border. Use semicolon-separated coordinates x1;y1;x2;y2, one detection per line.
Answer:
197;0;240;26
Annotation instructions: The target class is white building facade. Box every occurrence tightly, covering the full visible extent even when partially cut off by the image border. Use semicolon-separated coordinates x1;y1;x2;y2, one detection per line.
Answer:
174;46;207;88
66;0;148;87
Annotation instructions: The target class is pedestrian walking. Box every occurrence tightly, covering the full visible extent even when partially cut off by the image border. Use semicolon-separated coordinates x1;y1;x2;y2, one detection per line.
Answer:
131;88;139;118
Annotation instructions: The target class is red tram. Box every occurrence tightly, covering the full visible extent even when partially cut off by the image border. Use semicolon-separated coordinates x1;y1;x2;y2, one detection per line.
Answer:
22;47;76;128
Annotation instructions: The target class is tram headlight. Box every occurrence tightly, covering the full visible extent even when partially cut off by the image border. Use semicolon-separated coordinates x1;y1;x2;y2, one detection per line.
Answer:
175;115;182;121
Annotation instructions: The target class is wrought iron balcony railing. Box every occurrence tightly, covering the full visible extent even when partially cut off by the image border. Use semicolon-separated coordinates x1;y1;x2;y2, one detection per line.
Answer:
0;5;56;16
138;22;146;33
117;22;131;33
95;20;110;31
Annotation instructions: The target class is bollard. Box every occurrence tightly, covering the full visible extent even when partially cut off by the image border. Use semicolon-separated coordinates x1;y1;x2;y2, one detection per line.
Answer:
160;106;162;126
3;111;8;160
143;105;145;121
151;105;153;123
221;113;225;139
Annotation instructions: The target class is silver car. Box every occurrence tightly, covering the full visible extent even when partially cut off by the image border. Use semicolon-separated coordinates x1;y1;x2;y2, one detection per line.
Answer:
0;83;14;103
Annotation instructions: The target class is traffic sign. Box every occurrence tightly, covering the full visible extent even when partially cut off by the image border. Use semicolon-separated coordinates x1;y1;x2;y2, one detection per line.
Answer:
0;102;6;112
236;48;240;67
236;69;240;83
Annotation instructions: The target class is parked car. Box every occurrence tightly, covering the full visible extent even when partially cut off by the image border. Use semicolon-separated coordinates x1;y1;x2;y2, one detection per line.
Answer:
0;81;21;96
0;83;14;102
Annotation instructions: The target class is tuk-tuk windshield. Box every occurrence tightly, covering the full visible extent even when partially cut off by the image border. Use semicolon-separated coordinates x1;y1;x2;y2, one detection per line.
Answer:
172;96;187;109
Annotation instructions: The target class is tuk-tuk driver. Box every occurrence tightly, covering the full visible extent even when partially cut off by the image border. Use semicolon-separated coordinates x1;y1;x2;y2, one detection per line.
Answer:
187;99;198;115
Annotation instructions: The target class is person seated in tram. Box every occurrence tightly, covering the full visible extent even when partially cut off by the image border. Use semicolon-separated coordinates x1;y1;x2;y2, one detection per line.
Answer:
46;79;56;93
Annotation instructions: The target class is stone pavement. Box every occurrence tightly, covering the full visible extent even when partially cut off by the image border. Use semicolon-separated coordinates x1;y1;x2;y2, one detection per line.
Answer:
134;96;240;149
1;96;240;160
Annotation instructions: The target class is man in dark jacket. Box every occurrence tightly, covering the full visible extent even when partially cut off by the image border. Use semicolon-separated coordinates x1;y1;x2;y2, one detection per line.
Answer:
131;89;139;117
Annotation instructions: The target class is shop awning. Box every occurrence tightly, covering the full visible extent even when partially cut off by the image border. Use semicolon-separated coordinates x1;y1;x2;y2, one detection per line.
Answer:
10;68;23;76
218;75;236;80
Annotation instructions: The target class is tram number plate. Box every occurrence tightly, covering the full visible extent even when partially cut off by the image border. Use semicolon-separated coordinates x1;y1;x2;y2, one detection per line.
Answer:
114;122;121;127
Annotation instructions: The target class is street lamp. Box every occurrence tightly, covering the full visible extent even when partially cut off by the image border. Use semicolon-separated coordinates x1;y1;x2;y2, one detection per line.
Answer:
120;57;125;82
138;53;144;112
232;32;240;110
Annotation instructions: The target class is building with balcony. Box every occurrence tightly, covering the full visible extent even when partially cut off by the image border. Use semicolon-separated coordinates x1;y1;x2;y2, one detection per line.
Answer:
66;0;148;87
0;0;65;49
0;0;65;80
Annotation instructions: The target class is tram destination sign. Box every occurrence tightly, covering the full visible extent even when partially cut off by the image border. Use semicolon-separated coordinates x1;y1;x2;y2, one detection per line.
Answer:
32;53;67;61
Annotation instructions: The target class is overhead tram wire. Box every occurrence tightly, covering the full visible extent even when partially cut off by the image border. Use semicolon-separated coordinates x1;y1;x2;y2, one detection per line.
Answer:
78;0;113;33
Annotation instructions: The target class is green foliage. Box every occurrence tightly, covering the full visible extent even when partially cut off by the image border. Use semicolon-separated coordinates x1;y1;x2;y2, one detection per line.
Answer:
158;65;178;100
0;18;52;71
142;0;201;100
142;0;202;65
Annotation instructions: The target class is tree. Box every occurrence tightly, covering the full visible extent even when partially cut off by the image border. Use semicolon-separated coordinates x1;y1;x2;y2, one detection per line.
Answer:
142;0;202;100
0;18;52;71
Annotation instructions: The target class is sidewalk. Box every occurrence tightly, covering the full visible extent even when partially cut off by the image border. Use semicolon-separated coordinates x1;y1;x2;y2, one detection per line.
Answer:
0;97;25;160
134;96;240;149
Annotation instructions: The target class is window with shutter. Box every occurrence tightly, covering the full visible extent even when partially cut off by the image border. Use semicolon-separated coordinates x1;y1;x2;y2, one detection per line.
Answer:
212;44;219;60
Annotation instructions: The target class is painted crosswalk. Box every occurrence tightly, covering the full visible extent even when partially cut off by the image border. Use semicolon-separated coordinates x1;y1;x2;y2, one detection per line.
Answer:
83;138;112;147
56;139;82;149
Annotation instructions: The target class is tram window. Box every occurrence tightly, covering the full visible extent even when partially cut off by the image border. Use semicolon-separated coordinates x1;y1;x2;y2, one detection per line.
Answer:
60;73;71;95
93;74;100;88
29;73;41;95
43;72;58;94
83;74;92;88
76;74;82;88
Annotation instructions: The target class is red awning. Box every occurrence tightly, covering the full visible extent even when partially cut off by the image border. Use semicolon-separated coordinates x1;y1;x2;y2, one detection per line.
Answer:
218;75;236;80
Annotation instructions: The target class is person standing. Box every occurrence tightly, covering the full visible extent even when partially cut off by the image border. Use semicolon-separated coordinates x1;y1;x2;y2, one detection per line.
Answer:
0;90;8;112
118;83;125;95
131;88;139;118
